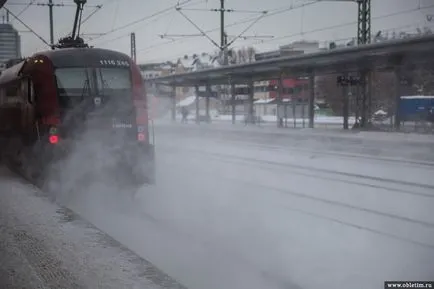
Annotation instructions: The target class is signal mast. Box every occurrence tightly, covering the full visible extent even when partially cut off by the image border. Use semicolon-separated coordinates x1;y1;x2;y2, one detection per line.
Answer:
52;0;89;49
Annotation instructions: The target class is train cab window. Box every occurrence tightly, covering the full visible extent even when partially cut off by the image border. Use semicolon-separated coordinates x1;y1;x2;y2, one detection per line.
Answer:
96;68;131;92
55;68;90;108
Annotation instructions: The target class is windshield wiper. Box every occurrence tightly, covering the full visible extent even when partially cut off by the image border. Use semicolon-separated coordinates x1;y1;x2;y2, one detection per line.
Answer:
81;79;90;100
98;69;112;95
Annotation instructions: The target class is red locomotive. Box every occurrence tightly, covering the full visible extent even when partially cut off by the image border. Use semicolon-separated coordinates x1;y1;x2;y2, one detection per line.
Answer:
0;47;155;188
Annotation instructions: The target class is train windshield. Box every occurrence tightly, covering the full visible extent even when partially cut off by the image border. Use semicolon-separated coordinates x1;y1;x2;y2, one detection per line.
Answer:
96;68;131;91
55;67;132;108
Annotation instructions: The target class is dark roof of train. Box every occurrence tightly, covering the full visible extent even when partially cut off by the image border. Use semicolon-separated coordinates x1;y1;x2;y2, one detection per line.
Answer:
34;47;132;68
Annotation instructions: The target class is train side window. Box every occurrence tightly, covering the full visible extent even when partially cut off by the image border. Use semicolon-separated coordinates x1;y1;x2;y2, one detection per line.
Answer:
0;88;5;105
5;82;19;103
28;80;35;104
21;79;29;103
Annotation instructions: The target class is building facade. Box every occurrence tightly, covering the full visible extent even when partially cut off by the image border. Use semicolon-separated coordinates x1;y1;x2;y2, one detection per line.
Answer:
0;23;21;66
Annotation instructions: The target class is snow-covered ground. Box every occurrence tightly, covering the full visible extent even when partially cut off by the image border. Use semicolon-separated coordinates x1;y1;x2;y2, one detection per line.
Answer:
63;127;434;289
0;166;187;289
163;111;356;127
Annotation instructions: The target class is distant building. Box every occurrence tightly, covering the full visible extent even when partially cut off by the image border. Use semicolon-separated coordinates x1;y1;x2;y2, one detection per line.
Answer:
0;23;21;66
280;40;320;54
251;40;320;105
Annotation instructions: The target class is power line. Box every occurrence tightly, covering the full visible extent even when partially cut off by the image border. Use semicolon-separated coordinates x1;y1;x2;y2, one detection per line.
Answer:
16;0;36;17
79;5;102;26
2;6;50;46
248;2;434;46
8;1;103;46
59;1;114;38
59;4;103;38
142;4;434;63
141;15;264;52
87;0;203;43
90;0;206;46
136;1;320;54
174;0;269;65
150;2;434;57
92;10;175;46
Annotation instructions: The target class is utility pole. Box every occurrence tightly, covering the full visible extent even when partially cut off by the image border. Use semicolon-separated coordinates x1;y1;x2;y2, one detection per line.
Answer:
357;0;371;128
48;0;54;46
130;32;136;63
357;0;371;45
219;0;227;65
171;1;267;66
330;0;371;128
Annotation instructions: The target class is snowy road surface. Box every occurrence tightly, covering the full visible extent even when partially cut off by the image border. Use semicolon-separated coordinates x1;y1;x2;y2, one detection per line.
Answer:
66;125;434;289
0;167;187;289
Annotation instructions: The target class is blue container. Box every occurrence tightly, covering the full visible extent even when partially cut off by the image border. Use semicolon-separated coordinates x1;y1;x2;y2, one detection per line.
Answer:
399;96;434;121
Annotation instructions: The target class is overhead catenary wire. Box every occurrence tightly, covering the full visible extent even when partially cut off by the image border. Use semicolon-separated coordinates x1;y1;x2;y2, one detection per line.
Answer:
80;5;102;26
63;0;124;38
60;3;104;37
87;0;204;43
135;1;321;54
142;4;434;63
90;0;206;46
174;1;269;55
92;10;176;46
93;1;319;52
248;2;434;46
3;6;50;47
142;2;434;60
15;0;36;17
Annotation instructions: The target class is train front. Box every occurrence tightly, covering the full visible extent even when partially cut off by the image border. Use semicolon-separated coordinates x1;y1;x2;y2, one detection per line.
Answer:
47;48;155;190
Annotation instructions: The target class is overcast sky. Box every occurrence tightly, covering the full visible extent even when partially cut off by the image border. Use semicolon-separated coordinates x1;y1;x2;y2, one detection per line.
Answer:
2;0;434;63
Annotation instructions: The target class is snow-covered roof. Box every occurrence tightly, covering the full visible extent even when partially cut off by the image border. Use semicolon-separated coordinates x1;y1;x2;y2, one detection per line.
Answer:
176;96;197;107
254;98;275;104
400;95;434;99
177;57;192;69
176;53;217;71
374;109;387;115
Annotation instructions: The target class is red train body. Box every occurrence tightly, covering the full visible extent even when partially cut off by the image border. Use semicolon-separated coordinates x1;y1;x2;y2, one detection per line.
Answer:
0;47;155;187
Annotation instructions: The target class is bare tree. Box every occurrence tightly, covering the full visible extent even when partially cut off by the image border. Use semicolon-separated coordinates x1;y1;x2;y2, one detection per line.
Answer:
210;46;256;66
246;47;256;62
226;47;256;64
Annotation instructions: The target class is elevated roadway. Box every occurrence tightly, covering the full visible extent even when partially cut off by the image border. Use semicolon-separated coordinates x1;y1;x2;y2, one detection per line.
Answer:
150;35;434;86
149;35;434;130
